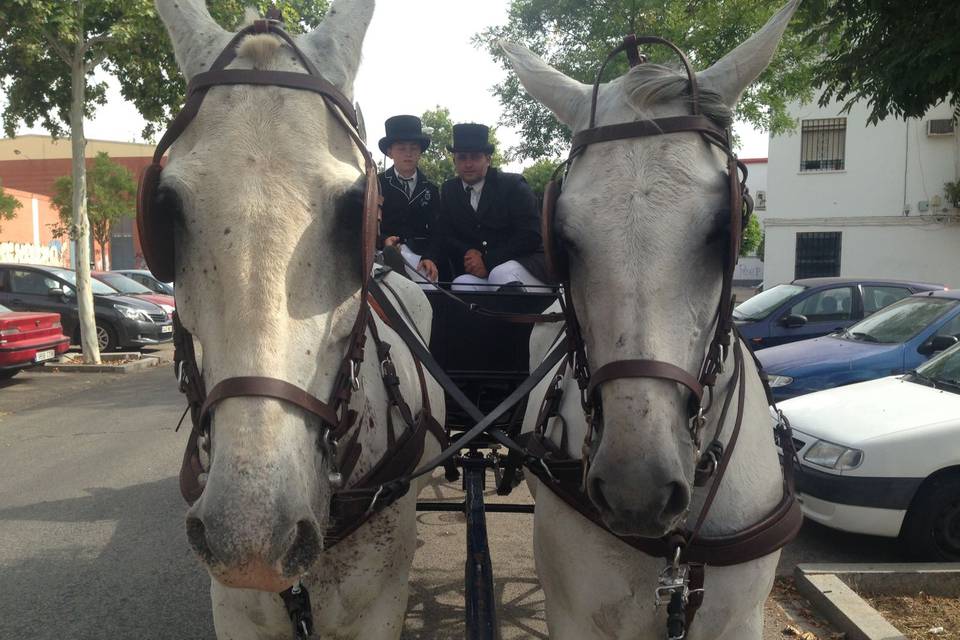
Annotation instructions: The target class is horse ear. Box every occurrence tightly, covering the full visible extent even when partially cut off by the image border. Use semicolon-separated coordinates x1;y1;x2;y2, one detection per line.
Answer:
696;0;801;107
500;41;592;130
155;0;230;80
300;0;375;97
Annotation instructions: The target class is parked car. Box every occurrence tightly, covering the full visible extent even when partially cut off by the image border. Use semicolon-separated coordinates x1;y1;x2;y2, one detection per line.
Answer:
734;278;946;349
777;341;960;560
0;303;71;379
92;271;175;315
112;269;174;296
757;290;960;401
0;264;173;351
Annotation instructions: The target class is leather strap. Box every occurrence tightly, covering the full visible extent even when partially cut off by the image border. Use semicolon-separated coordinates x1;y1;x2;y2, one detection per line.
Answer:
587;359;704;403
570;115;725;155
200;376;341;427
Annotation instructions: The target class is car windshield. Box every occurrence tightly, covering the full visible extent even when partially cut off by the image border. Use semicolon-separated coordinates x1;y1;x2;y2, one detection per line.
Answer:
48;268;118;295
95;273;153;294
841;297;959;344
916;342;960;389
733;284;806;321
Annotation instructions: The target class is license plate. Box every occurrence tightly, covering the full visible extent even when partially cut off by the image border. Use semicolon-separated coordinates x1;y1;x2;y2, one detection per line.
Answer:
161;325;173;334
34;349;55;363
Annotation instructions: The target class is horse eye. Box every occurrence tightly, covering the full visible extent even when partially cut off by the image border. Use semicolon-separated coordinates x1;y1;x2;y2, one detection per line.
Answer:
155;187;185;224
705;210;730;245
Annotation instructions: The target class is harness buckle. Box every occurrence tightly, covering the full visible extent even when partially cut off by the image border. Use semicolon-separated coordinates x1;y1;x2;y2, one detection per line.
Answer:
655;548;691;608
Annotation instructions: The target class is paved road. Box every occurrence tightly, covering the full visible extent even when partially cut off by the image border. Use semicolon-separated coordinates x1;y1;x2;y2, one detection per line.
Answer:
0;360;904;639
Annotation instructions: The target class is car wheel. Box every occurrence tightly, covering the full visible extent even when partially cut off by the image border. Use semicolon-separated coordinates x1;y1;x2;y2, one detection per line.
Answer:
901;474;960;561
96;323;119;352
0;369;19;380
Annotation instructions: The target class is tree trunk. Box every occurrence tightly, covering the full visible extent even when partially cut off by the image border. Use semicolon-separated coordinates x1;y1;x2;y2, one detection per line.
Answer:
71;45;101;364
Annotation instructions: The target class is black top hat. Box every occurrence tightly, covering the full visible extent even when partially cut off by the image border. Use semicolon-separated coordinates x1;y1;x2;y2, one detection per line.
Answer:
447;123;494;154
378;115;431;155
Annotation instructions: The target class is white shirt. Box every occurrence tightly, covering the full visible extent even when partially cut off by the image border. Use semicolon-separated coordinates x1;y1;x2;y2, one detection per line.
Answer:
462;178;484;211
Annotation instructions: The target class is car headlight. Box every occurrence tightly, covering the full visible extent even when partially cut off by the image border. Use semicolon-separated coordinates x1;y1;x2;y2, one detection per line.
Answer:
804;439;864;470
158;304;175;317
114;304;150;322
766;374;794;388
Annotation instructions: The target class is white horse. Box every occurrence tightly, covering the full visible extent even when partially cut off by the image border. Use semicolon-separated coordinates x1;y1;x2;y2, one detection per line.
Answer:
155;1;443;638
504;2;800;638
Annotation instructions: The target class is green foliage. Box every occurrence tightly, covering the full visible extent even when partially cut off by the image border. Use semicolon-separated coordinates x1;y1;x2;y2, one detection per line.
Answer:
0;1;329;139
521;158;561;198
0;180;21;233
945;181;960;209
50;152;136;257
417;106;506;185
741;215;762;257
798;0;960;124
477;0;818;160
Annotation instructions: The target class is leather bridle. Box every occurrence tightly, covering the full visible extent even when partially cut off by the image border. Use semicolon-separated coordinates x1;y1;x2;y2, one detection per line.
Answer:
137;18;382;507
541;35;754;466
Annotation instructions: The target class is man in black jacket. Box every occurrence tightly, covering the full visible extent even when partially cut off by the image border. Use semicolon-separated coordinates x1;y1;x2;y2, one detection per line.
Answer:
438;123;548;291
378;115;441;282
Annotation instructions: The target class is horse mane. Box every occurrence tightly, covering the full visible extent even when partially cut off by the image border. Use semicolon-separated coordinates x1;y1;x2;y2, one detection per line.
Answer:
621;63;733;130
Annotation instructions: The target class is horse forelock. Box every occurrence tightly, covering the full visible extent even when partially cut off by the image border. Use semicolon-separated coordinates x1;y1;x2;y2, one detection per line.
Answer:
621;63;733;130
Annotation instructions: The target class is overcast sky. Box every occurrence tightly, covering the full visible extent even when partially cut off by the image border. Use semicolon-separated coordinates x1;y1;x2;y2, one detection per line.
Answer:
0;0;769;170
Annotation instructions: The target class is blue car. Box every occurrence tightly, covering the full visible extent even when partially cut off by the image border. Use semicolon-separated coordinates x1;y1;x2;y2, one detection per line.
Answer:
734;278;945;349
757;290;960;401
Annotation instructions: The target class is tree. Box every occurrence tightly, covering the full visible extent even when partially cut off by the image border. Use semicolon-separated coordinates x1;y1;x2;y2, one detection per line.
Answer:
477;0;818;160
0;181;21;234
521;158;562;199
797;0;960;125
741;215;761;257
50;152;136;270
0;1;328;362
418;106;507;185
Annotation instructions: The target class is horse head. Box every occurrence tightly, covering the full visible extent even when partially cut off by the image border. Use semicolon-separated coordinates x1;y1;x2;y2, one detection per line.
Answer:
154;0;374;591
503;0;799;537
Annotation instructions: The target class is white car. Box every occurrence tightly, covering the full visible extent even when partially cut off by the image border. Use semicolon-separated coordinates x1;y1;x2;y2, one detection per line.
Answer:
777;341;960;560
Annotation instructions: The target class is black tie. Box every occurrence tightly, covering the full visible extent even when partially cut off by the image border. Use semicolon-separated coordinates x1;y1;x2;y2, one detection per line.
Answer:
402;178;414;198
465;185;474;210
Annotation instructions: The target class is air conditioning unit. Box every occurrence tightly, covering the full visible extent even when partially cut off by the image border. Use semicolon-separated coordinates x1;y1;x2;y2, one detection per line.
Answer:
927;119;956;137
755;190;767;211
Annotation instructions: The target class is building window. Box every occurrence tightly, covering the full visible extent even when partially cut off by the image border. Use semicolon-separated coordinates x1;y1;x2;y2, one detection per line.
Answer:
795;232;841;279
800;118;846;172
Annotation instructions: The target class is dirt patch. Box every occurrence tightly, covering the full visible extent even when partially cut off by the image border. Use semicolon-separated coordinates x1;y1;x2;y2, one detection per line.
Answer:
865;593;960;639
765;577;845;640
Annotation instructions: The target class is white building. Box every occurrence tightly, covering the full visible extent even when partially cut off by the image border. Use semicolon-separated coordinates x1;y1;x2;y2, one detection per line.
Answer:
763;97;960;289
733;157;768;288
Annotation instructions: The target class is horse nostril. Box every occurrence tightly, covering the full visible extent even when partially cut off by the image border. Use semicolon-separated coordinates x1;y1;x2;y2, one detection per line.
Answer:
186;516;216;564
282;519;322;576
660;481;690;521
588;477;613;514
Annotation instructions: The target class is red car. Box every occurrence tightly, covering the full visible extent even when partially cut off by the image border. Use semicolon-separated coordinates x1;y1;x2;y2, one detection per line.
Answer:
91;271;176;317
0;303;71;379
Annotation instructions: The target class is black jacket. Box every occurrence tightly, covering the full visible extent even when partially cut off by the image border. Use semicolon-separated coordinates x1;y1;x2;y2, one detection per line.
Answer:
437;168;546;280
378;167;442;262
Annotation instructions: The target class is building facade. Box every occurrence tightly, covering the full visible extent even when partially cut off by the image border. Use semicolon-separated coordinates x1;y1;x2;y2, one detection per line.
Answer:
0;135;156;269
764;98;959;289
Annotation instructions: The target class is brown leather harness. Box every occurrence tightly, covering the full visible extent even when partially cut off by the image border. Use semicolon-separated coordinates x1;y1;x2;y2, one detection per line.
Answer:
139;19;799;640
137;19;447;555
527;35;803;639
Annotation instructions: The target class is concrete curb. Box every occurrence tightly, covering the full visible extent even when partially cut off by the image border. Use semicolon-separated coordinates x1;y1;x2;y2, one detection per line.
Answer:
795;563;960;640
38;352;160;374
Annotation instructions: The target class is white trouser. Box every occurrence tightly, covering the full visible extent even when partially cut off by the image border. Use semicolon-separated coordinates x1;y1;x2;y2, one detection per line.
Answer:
399;244;439;289
451;259;545;292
